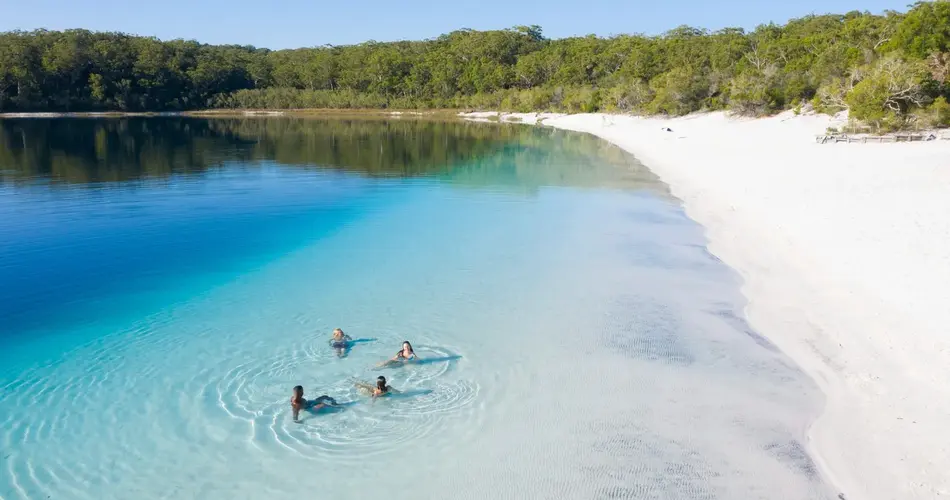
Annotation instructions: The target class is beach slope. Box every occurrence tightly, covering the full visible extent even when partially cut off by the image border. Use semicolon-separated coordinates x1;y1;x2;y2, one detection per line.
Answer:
505;111;950;500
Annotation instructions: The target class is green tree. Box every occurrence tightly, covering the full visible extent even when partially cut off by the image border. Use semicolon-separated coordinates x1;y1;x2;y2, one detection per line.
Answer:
889;1;950;58
846;55;930;129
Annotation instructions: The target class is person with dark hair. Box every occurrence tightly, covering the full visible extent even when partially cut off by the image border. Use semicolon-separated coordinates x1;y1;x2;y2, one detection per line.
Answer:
290;385;338;422
378;341;420;367
355;376;398;397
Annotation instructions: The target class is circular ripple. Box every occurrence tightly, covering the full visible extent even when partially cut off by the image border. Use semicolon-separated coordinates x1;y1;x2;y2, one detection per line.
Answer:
0;315;200;500
1;309;478;498
377;345;462;381
200;342;477;464
264;379;480;464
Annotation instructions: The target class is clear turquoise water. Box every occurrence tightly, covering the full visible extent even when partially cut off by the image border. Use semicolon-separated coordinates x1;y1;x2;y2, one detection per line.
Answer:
0;118;832;499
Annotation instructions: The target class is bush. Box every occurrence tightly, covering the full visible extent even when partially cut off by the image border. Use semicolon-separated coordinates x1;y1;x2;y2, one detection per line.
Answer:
526;87;555;111
846;56;929;130
561;87;601;113
914;95;950;127
934;96;950;127
603;79;653;112
499;92;523;112
729;71;775;116
647;68;709;115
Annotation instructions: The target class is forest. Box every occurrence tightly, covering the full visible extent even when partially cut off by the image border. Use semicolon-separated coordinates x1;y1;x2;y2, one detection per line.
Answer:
1;1;949;129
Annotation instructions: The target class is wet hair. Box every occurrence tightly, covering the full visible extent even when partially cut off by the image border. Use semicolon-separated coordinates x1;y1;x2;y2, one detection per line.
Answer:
402;341;414;354
293;385;304;395
333;328;344;335
376;376;387;391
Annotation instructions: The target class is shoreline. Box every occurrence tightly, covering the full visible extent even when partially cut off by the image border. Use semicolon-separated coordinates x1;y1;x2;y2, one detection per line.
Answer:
480;110;950;500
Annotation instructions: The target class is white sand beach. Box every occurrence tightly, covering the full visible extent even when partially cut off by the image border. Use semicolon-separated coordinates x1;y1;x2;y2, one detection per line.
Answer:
463;110;950;500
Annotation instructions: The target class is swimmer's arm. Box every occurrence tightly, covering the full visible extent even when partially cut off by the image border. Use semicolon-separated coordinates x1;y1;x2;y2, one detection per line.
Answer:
292;404;301;421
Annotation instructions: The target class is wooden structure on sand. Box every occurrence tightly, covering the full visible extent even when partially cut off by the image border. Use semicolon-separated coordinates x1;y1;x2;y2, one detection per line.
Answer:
815;133;940;144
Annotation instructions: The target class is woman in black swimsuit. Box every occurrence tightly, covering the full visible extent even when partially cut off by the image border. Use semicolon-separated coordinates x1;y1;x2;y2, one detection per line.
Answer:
378;341;419;367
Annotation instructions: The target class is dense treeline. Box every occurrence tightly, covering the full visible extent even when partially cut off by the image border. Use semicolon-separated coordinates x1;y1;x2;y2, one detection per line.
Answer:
1;1;949;129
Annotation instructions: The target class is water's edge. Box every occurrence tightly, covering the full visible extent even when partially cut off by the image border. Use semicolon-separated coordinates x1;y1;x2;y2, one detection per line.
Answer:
530;117;845;498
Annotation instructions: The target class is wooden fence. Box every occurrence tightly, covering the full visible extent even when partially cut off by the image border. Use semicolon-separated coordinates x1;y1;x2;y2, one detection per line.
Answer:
815;133;940;144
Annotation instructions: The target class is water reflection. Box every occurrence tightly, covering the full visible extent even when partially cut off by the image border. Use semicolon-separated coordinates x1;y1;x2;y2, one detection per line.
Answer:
0;117;665;193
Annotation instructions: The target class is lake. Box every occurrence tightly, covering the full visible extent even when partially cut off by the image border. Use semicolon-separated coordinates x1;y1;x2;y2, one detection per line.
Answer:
0;117;832;499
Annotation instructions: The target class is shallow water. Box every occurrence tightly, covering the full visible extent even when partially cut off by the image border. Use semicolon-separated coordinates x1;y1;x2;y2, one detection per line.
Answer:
0;117;832;499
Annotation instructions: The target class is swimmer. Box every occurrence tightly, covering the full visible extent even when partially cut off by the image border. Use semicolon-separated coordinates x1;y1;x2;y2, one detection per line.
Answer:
355;376;398;397
290;385;338;422
377;341;419;367
330;328;352;356
331;328;352;344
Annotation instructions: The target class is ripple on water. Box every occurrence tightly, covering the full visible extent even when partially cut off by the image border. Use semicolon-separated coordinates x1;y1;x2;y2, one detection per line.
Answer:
0;307;477;498
197;342;475;464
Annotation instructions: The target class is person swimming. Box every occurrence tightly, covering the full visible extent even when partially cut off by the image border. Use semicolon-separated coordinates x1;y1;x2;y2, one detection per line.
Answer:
290;385;338;422
330;328;352;347
331;328;351;343
355;376;397;397
378;341;419;367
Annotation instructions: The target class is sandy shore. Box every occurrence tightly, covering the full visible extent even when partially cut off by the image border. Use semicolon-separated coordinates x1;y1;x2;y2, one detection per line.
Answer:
462;111;950;499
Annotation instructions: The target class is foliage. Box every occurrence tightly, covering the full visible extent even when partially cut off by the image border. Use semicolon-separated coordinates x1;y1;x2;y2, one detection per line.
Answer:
934;95;950;125
915;95;950;127
603;79;653;112
846;55;930;129
2;3;950;128
729;68;782;116
887;1;950;58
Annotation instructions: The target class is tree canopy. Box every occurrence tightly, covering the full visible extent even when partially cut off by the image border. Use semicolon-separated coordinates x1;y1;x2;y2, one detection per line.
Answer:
1;2;949;129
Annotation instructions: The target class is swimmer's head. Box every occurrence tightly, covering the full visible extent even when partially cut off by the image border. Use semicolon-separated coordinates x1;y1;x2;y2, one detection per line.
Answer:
402;341;413;354
333;328;344;337
376;376;387;391
293;385;304;397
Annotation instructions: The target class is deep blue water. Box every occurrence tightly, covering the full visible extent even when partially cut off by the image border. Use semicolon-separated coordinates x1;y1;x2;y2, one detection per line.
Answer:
1;167;377;339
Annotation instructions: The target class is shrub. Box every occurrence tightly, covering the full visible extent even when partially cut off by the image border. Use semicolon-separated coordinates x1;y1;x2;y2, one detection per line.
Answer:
934;96;950;127
846;56;930;129
603;79;653;112
561;87;601;113
647;67;709;115
729;71;775;116
914;95;950;127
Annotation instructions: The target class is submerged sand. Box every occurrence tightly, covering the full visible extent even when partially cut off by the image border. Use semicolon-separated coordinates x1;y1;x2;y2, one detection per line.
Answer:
460;110;950;500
